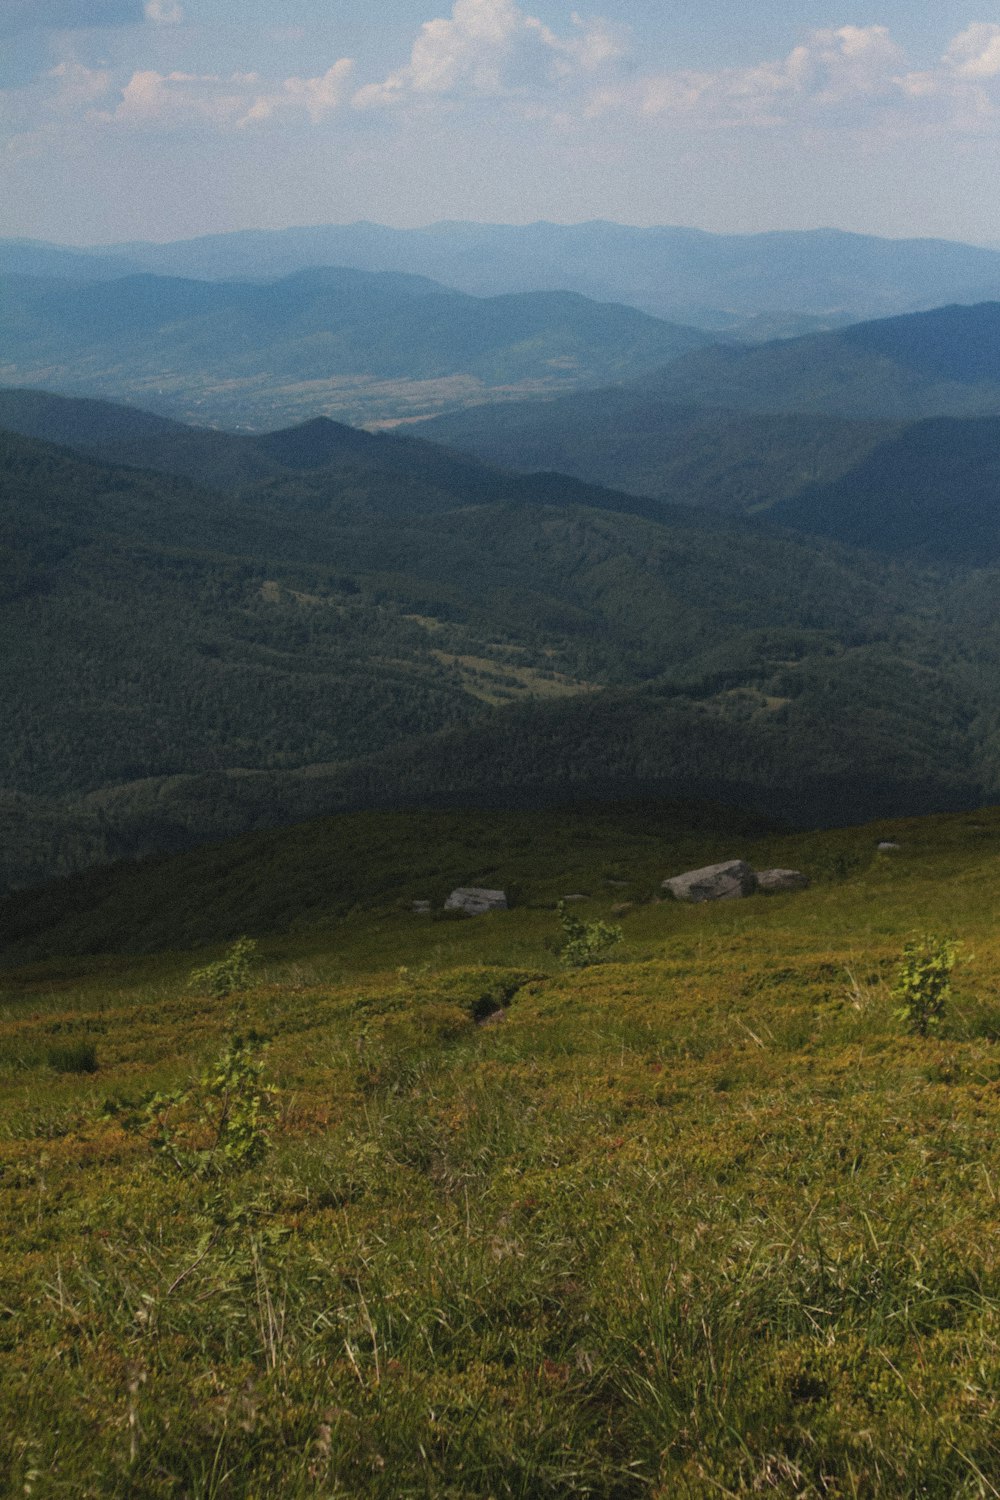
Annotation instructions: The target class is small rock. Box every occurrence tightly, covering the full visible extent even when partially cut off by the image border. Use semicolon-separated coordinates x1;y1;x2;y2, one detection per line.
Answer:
560;894;588;902
662;860;757;903
477;1007;507;1027
877;841;901;852
756;868;810;894
611;902;633;916
604;879;629;887
443;887;508;916
412;900;431;914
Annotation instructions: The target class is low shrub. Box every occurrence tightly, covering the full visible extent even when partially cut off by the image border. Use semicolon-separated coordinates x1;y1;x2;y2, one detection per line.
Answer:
556;901;624;969
189;936;259;998
143;1032;274;1177
892;934;959;1037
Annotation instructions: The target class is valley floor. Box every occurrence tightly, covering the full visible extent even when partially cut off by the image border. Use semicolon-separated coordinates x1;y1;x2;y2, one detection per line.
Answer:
4;806;1000;1495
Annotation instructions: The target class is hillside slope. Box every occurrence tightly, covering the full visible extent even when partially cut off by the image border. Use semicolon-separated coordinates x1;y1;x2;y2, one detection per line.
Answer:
6;800;1000;1496
769;417;1000;561
0;267;709;427
424;392;898;512
5;414;998;887
423;304;1000;522
635;302;1000;420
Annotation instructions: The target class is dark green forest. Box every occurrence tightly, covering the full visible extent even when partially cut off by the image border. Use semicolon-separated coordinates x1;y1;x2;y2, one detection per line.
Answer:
425;393;900;512
5;384;1000;891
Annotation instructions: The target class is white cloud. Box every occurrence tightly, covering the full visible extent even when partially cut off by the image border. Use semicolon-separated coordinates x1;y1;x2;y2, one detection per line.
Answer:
528;12;625;79
944;24;1000;80
7;14;1000;147
587;22;1000;132
98;69;247;127
612;25;909;126
91;59;356;129
47;59;113;107
144;1;184;24
243;60;355;125
353;0;624;108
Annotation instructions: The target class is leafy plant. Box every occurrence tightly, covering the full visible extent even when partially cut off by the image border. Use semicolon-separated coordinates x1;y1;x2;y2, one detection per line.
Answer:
144;1032;275;1177
892;934;959;1037
189;937;259;998
556;900;624;969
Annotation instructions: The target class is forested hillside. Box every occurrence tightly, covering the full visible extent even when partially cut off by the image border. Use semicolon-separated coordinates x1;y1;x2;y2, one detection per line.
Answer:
424;302;1000;530
425;393;898;512
768;417;1000;560
620;302;1000;420
5;396;1000;890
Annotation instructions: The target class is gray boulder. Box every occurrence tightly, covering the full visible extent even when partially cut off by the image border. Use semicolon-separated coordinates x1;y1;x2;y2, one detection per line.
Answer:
662;860;757;903
444;887;508;916
756;868;810;894
877;841;901;852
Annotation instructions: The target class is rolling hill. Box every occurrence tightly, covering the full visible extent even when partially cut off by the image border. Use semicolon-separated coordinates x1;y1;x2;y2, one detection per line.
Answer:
422;303;1000;536
768;416;1000;561
0;267;710;428
3;402;1000;889
34;220;1000;326
424;391;899;513
624;302;1000;421
0;237;145;281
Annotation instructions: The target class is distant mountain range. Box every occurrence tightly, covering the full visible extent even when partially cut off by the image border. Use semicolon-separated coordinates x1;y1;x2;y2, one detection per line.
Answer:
3;387;1000;888
0;266;709;427
627;302;1000;420
0;238;146;282
423;301;1000;559
8;222;1000;328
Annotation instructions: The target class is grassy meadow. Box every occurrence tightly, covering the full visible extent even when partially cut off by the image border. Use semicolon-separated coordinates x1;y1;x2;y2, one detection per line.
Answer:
5;802;1000;1496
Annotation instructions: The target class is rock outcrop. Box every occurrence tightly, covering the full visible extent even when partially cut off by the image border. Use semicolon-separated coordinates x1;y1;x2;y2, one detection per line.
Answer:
755;868;810;894
662;860;758;903
443;887;508;916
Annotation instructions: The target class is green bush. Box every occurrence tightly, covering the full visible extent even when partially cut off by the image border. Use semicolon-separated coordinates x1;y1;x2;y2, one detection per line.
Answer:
189;936;259;997
892;934;959;1037
144;1032;275;1178
556;901;624;969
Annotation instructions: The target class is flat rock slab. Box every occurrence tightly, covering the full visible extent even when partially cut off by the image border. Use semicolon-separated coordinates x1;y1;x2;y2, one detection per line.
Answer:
662;860;757;903
756;868;810;894
877;841;902;852
444;887;508;916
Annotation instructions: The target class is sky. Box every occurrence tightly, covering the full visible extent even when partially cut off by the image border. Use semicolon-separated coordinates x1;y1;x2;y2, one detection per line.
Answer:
2;0;1000;246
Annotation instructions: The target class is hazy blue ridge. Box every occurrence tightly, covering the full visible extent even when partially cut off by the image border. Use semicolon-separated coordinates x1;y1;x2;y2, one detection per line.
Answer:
22;221;1000;325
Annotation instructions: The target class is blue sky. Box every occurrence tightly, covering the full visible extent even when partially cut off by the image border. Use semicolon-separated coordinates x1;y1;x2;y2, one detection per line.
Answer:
2;0;1000;245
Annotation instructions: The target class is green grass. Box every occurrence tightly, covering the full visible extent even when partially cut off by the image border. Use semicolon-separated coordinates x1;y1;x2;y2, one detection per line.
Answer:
5;803;1000;1494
